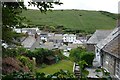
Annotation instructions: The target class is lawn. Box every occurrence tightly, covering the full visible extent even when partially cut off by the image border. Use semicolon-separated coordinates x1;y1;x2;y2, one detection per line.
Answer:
36;60;74;74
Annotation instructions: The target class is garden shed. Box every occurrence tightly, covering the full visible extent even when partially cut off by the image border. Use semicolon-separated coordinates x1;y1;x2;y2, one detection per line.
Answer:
44;56;56;65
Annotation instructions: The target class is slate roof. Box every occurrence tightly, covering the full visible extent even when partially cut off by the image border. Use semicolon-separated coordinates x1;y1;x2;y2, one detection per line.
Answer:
22;36;36;48
40;31;48;35
59;45;67;50
13;28;21;33
68;44;78;49
48;33;55;37
97;27;120;49
27;29;37;34
87;30;112;44
97;27;120;59
46;56;55;60
49;34;63;40
63;34;76;37
103;34;120;58
40;42;54;50
14;28;41;35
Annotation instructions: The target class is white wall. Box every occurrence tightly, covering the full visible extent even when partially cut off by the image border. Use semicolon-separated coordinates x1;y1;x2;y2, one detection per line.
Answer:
63;34;76;43
95;47;101;67
73;40;83;44
40;37;47;41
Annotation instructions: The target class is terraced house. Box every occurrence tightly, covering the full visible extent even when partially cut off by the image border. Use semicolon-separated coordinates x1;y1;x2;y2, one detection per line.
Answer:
96;27;120;79
63;34;76;43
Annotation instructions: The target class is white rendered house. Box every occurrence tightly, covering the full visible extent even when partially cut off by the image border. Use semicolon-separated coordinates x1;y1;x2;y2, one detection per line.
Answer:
13;27;40;36
63;34;76;43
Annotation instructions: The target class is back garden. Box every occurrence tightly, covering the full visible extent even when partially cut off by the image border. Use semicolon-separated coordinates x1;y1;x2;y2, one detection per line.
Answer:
2;46;101;79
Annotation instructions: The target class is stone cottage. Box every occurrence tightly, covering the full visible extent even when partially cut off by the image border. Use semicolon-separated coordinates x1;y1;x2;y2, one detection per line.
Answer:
96;27;120;79
86;30;112;52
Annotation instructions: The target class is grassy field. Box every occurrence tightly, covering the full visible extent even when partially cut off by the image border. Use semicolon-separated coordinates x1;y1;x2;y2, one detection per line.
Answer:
22;9;116;33
36;60;74;74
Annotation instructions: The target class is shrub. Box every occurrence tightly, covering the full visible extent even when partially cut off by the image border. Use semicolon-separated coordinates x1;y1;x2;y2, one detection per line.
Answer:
26;50;34;59
69;47;86;62
81;52;95;67
17;56;34;72
69;47;95;66
2;69;75;79
40;63;48;68
2;71;34;80
2;48;19;58
26;48;54;64
52;49;66;60
17;47;27;54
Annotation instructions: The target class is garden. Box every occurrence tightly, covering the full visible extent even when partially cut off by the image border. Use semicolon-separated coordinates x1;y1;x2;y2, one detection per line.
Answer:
37;60;73;74
2;45;112;80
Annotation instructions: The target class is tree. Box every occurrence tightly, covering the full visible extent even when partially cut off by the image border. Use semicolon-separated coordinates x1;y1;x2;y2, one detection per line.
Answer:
69;47;94;79
78;60;89;79
2;1;62;44
2;2;26;44
95;68;111;79
69;47;95;67
80;52;95;67
26;48;53;64
2;47;19;58
69;47;86;62
17;56;34;72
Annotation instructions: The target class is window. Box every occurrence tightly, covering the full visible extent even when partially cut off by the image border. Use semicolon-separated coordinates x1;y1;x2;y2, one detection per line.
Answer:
115;60;120;79
96;49;99;53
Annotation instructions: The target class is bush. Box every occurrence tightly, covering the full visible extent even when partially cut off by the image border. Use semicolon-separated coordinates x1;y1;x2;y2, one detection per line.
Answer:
40;63;48;68
2;70;75;79
26;48;54;64
2;48;19;58
69;47;95;66
17;56;34;72
26;50;34;59
69;47;86;62
52;49;67;60
99;11;117;20
26;48;67;65
2;71;34;80
17;47;27;54
81;52;95;67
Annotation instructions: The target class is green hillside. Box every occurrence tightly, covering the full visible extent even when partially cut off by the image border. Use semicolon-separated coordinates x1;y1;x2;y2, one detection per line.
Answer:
21;9;116;33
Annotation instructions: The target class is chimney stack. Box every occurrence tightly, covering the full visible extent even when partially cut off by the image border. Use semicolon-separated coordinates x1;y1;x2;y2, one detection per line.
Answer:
118;2;120;27
117;19;120;27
